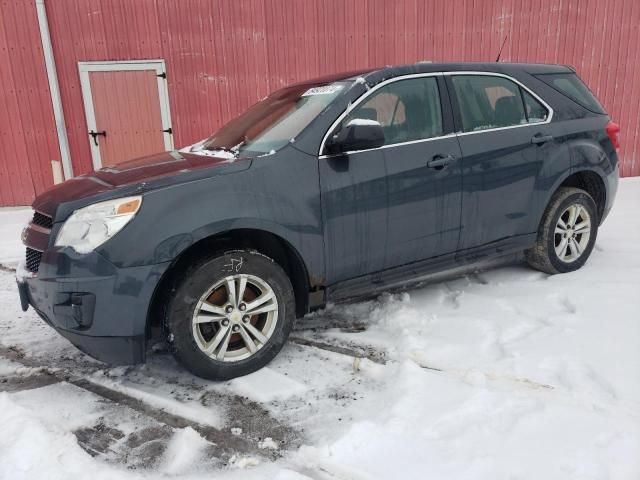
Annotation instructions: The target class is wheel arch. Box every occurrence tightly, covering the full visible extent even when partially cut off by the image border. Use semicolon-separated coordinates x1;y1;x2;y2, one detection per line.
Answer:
537;168;607;230
146;227;314;339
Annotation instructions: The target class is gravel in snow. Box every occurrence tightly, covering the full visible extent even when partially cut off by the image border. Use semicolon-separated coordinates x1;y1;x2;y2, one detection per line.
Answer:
0;178;639;479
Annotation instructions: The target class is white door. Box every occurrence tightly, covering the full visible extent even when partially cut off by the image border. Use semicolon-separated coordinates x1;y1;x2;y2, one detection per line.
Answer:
78;60;173;169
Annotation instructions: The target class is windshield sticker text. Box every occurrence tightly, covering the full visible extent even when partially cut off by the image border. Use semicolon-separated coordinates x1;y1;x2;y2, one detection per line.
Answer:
302;85;343;96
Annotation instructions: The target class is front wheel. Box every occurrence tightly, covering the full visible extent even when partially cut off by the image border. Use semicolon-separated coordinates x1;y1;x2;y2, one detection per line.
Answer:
526;187;598;274
166;250;296;380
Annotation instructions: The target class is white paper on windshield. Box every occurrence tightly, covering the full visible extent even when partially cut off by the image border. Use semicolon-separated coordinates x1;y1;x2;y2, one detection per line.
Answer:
301;85;343;96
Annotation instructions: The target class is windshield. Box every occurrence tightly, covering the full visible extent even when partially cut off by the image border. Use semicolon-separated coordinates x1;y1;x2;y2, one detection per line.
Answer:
195;82;348;156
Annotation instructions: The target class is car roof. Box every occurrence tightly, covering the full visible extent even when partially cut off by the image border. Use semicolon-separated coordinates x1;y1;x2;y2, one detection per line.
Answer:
297;62;574;86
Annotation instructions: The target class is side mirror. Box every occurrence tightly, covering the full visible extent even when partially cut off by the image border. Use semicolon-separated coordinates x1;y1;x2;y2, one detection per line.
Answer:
325;119;385;155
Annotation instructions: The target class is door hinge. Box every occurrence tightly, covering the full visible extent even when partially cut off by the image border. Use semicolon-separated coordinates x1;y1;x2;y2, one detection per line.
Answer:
162;127;172;134
157;72;167;79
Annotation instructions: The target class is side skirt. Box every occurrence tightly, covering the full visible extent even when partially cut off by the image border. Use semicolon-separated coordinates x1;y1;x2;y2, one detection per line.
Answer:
325;233;536;304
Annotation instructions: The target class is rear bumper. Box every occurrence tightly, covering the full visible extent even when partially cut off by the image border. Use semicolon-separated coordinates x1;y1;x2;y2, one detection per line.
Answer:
600;160;619;224
17;248;171;365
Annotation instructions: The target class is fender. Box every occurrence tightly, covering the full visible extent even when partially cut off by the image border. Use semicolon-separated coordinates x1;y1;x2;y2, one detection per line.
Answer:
534;167;609;233
183;217;321;282
96;147;325;283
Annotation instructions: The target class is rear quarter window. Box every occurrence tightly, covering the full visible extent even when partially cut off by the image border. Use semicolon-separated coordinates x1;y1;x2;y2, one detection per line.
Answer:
535;73;606;114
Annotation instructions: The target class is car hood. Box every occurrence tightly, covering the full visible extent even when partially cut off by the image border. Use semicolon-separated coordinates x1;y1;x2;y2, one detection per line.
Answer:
33;150;252;220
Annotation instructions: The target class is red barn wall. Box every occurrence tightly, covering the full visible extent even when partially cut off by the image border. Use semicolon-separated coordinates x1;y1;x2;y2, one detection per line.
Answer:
0;0;61;205
1;0;639;205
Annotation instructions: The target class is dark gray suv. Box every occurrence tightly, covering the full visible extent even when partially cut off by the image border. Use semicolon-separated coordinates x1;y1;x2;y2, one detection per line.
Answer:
17;62;620;380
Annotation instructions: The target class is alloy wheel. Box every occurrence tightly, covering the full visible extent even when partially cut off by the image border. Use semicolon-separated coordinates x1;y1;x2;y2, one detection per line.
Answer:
554;203;591;263
192;274;278;362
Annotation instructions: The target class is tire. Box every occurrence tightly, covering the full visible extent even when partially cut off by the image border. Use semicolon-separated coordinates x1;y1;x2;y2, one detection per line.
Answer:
525;187;598;275
166;250;296;380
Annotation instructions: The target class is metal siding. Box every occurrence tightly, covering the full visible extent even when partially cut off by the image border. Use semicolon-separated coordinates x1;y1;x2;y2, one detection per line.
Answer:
1;0;639;205
0;0;60;205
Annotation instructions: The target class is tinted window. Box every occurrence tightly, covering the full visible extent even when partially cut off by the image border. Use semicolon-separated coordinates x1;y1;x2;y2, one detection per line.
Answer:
342;77;443;146
451;75;528;132
522;90;549;123
536;73;605;114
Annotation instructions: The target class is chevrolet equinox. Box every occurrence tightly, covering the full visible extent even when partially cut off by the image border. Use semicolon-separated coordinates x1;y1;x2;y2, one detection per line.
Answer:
17;62;620;380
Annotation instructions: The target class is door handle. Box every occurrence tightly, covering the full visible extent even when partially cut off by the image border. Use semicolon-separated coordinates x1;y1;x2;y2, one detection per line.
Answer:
88;130;106;146
427;154;455;169
531;134;553;145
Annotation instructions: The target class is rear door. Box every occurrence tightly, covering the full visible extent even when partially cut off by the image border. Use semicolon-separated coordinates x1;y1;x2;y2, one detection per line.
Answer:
319;74;463;284
446;73;557;250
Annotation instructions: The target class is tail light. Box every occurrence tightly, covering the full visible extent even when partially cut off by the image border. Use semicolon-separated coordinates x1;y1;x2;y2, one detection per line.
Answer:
606;121;621;151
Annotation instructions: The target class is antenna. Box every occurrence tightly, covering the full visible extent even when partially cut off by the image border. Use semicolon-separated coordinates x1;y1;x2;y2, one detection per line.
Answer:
495;35;508;62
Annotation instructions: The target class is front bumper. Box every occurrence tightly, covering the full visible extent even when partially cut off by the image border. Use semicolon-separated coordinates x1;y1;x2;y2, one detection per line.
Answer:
17;248;171;365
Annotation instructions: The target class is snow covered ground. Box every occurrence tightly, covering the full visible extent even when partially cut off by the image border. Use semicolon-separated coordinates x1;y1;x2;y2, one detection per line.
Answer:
1;178;639;480
0;207;31;267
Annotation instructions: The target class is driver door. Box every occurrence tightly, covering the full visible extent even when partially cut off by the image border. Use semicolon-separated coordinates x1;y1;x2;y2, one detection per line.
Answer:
319;75;463;284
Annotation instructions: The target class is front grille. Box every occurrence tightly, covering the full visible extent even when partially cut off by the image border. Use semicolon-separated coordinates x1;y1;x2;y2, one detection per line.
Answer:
25;211;52;274
32;211;53;229
25;247;43;273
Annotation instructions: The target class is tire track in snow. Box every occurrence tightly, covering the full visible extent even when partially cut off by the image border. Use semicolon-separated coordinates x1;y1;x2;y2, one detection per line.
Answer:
289;336;387;365
0;344;299;465
291;333;554;390
292;332;640;420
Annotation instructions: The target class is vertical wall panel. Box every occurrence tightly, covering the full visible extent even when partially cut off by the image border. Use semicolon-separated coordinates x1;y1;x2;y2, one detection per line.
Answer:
0;0;60;205
1;0;639;205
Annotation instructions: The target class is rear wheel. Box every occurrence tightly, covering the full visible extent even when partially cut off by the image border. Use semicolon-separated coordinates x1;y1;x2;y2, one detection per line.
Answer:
166;250;295;380
526;187;598;274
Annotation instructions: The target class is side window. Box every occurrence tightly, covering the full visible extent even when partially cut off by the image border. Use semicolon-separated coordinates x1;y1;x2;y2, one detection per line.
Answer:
535;73;605;114
451;75;530;132
364;92;406;127
342;77;443;146
522;90;549;123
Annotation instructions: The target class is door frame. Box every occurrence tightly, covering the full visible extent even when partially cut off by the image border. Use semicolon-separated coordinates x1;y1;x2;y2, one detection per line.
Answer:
78;59;173;170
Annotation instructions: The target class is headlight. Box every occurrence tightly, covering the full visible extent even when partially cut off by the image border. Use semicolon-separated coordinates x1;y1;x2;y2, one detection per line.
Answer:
55;196;142;253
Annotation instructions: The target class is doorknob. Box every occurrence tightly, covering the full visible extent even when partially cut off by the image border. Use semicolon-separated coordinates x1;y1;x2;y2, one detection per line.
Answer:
531;133;553;145
88;130;106;146
162;127;173;134
427;154;455;169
